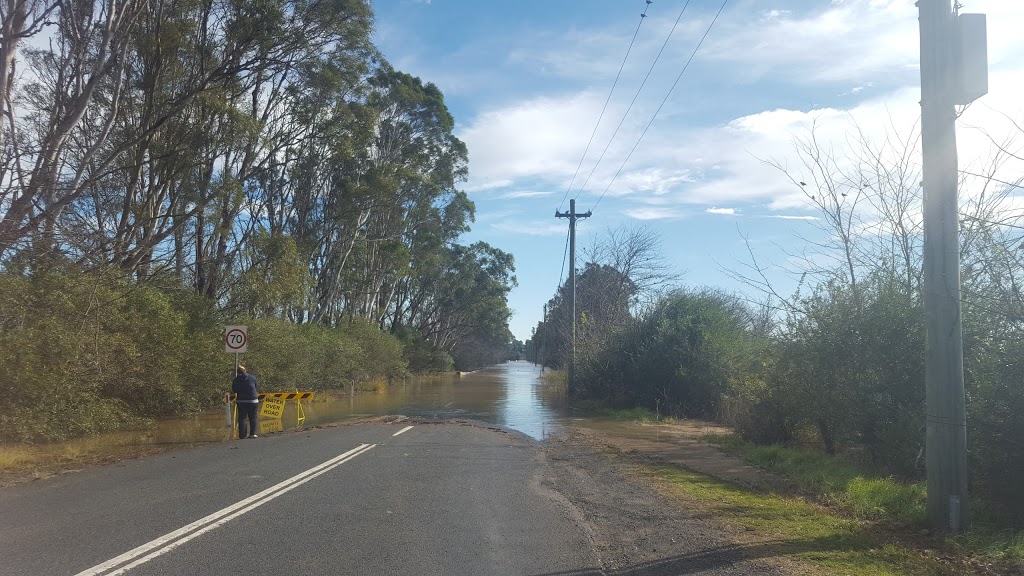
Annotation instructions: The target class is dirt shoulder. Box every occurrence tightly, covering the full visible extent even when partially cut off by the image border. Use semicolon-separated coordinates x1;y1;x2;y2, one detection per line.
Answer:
568;419;792;493
540;424;801;575
545;420;1020;576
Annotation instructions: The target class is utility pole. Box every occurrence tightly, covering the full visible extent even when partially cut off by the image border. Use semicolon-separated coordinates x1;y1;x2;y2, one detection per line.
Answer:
555;199;591;396
540;303;547;373
919;0;986;534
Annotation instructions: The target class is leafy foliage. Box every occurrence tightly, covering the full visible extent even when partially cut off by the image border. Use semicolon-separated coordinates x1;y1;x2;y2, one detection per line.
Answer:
0;269;219;442
574;288;759;417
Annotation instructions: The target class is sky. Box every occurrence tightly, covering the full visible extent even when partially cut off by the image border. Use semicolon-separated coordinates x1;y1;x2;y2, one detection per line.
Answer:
370;0;1024;342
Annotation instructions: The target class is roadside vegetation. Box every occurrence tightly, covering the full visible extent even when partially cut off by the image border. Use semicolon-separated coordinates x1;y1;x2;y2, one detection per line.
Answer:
526;119;1024;538
0;1;519;444
648;465;955;576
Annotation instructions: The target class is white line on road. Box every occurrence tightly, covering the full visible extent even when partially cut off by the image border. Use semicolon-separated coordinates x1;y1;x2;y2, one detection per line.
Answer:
392;425;414;437
75;444;377;576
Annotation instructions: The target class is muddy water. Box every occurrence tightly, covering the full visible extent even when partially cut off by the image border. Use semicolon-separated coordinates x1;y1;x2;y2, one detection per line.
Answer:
3;361;575;468
301;361;569;439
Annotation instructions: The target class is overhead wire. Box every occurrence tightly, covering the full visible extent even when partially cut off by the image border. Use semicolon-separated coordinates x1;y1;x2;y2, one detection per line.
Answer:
591;0;731;212
571;0;694;203
558;226;571;288
558;0;654;212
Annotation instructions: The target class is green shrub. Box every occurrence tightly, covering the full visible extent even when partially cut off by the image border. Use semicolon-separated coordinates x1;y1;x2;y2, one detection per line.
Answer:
241;317;407;392
394;326;453;373
0;270;222;442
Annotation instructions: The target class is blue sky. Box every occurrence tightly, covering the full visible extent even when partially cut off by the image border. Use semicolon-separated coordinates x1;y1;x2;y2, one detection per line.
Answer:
372;0;1024;341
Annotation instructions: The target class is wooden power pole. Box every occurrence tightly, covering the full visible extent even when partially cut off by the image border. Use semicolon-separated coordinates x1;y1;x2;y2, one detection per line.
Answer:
919;0;987;533
556;199;591;396
540;303;547;373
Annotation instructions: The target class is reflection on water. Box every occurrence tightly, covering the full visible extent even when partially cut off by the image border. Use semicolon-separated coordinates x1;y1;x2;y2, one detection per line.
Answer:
303;360;569;439
4;361;570;465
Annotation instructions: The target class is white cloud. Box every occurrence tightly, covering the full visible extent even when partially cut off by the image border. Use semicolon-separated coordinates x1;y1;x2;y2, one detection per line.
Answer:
465;179;514;193
491;221;567;237
705;0;919;84
708;0;1024;85
499;190;555;199
625;208;682;221
458;91;613;192
706;207;737;215
763;215;819;221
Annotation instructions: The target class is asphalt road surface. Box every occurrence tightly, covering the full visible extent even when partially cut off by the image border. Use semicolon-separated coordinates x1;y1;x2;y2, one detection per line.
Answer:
0;422;601;576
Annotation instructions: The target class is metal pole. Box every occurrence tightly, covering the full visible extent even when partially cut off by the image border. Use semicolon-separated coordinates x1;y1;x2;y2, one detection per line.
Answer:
919;0;968;533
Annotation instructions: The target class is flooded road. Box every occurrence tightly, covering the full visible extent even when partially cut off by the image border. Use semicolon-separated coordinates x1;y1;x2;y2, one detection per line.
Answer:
1;360;735;486
1;362;573;470
301;361;569;439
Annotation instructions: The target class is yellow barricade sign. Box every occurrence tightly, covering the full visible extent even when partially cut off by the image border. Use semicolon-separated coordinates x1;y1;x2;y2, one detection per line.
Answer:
260;397;286;419
260;392;314;400
227;391;311;432
226;392;315;402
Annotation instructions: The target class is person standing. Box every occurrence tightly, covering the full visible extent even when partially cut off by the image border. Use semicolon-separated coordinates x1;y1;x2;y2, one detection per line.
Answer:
232;365;260;439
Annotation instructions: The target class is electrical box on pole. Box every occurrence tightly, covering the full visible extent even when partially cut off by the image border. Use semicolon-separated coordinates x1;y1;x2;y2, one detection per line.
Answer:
955;13;988;105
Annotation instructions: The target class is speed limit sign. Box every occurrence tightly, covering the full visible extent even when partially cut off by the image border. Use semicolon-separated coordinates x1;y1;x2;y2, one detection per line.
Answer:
225;325;248;353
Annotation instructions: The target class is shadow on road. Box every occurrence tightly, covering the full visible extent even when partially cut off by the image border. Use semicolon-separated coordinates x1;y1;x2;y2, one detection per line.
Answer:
533;533;880;575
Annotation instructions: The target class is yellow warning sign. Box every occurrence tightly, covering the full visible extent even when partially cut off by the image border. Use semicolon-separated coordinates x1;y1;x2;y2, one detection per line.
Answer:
260;397;286;419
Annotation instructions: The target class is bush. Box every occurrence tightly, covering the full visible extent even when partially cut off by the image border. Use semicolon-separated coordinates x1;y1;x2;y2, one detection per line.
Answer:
241;317;407;392
576;288;761;418
0;270;409;443
741;276;924;472
0;270;222;442
394;326;453;373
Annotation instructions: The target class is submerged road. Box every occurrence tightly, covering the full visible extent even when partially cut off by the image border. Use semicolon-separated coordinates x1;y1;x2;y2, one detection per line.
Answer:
0;422;600;576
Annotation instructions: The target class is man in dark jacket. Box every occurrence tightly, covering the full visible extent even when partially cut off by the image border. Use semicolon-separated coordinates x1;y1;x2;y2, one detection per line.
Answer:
232;365;260;439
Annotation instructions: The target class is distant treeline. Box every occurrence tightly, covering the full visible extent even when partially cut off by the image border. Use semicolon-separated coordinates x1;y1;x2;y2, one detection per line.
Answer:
0;1;518;441
528;126;1024;526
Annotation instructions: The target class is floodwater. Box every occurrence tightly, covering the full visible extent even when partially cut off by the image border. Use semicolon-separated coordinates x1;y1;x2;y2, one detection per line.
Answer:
299;361;570;439
3;361;574;467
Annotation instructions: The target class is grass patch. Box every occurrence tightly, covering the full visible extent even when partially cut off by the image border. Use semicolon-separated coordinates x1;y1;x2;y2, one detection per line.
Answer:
572;404;676;424
539;370;567;388
649;465;951;575
0;446;37;473
702;433;1024;573
948;527;1024;569
704;433;926;525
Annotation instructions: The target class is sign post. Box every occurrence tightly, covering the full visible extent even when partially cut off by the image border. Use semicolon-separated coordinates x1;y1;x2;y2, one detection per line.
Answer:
225;325;248;439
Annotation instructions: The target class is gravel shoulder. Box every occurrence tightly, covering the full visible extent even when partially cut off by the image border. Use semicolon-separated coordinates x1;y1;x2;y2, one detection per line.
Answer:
538;425;802;576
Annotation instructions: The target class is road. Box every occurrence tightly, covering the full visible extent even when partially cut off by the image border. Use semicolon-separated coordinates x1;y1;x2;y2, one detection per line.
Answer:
0;422;600;576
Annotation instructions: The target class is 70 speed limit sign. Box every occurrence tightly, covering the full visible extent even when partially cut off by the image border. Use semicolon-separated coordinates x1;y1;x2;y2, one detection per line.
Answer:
225;325;248;354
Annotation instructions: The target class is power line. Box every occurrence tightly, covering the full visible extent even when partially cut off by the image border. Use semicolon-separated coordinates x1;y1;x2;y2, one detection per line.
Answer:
572;0;694;203
591;0;730;212
959;170;1024;190
558;0;654;212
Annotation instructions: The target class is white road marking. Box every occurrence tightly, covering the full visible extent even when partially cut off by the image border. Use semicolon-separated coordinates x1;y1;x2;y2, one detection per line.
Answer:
75;444;376;576
392;425;414;437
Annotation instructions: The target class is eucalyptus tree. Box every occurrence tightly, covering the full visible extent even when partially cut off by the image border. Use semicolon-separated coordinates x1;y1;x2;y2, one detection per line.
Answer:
0;0;375;279
0;0;59;152
407;241;516;361
308;66;469;325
